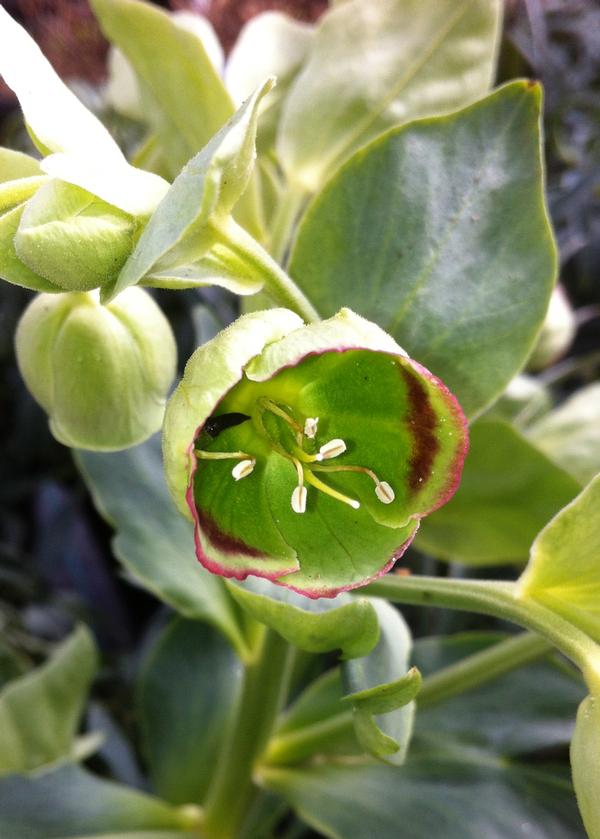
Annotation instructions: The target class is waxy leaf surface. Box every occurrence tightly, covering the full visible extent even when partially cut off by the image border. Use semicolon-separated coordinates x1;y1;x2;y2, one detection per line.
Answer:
518;474;600;642
76;437;249;659
289;82;556;417
0;625;97;776
277;0;501;191
0;764;193;838
138;618;242;805
417;420;580;565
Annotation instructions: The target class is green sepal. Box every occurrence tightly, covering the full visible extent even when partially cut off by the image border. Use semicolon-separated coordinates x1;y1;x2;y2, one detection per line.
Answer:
15;180;137;292
517;473;600;643
0;203;58;293
227;577;380;660
0;148;43;183
104;79;274;303
571;692;600;839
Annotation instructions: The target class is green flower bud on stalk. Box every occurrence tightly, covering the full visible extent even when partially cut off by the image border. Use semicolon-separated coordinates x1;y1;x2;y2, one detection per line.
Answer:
16;288;176;451
163;308;468;597
14;180;138;292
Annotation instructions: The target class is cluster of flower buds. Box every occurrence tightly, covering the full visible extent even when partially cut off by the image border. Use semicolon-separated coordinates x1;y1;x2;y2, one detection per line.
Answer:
163;308;468;597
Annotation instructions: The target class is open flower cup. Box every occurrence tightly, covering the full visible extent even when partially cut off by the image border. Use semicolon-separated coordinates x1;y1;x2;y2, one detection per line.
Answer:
163;308;468;598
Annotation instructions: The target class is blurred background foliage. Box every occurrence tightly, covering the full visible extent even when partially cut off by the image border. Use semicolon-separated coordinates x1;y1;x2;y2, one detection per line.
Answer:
0;0;598;800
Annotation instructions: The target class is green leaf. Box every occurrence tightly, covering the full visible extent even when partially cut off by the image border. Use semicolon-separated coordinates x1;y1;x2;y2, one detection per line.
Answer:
137;618;242;805
0;8;167;215
105;79;274;303
277;0;501;191
263;759;583;839
264;632;585;837
228;577;380;659
75;436;249;660
517;474;600;643
90;0;232;178
571;693;600;839
342;600;419;764
0;764;196;838
289;81;557;418
0;625;97;776
527;383;600;484
417;420;580;565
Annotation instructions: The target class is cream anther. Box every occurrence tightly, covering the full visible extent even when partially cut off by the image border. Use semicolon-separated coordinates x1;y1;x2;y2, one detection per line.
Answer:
304;417;319;439
375;481;395;504
317;438;347;461
231;459;256;481
291;485;307;514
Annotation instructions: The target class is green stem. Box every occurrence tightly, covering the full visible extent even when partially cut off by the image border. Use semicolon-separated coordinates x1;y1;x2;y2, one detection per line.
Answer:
269;186;308;265
218;217;319;324
363;575;600;694
265;710;354;766
417;631;552;708
203;627;296;839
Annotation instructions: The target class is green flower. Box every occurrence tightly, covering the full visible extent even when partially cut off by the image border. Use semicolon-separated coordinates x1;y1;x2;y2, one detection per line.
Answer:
16;288;176;451
163;309;468;597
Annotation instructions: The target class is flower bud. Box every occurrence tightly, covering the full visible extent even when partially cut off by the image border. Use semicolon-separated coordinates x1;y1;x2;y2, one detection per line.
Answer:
16;287;176;450
528;285;576;371
164;308;468;597
14;180;137;292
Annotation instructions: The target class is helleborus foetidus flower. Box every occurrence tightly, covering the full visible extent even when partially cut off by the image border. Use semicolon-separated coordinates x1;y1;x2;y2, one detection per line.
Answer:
16;288;176;451
163;308;468;597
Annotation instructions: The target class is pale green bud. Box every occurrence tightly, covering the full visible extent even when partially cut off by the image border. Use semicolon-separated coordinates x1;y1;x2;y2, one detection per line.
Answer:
14;180;137;292
16;288;176;451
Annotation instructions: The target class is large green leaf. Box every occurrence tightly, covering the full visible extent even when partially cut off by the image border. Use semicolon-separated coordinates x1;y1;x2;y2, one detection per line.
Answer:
289;82;556;417
417;420;580;565
263;632;585;838
0;625;97;776
228;577;380;660
517;474;600;643
342;600;419;764
277;0;501;191
263;759;583;839
137;618;242;805
75;436;249;659
0;764;196;838
90;0;232;178
527;383;600;485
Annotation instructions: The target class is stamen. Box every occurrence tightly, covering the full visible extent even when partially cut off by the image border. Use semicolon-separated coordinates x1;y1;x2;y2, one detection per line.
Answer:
232;459;256;481
291;457;307;513
291;485;307;514
313;463;395;506
304;470;360;510
375;481;395;504
317;438;347;461
304;417;319;439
